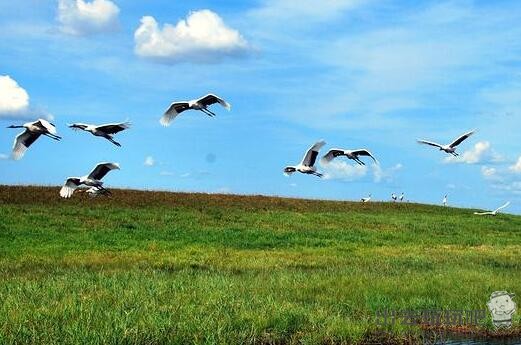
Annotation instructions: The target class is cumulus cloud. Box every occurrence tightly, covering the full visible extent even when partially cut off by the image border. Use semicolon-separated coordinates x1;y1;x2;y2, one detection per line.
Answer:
134;10;250;64
509;156;521;174
0;75;29;117
321;160;368;181
57;0;120;36
444;141;503;165
373;163;403;183
320;159;401;183
143;156;155;167
481;166;497;178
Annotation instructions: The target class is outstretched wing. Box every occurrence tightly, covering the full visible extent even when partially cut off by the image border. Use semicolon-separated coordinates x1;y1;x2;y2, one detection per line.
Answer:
301;140;326;167
197;94;231;110
449;130;474;148
60;178;81;198
417;139;443;148
161;102;190;126
474;211;492;216
36;119;57;135
68;123;88;131
321;149;345;163
12;130;41;160
494;201;510;213
96;122;131;134
87;162;120;180
352;149;378;164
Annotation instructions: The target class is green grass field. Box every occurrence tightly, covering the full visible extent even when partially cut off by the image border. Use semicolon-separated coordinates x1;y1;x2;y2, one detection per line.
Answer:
1;185;520;344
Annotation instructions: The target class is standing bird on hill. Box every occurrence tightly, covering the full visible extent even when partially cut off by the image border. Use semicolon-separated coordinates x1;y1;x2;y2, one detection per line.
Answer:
284;140;326;178
399;193;404;202
60;162;119;198
321;148;378;166
361;194;372;203
473;202;510;216
417;130;475;156
7;119;61;160
160;94;231;126
68;122;130;147
391;193;397;202
443;195;448;206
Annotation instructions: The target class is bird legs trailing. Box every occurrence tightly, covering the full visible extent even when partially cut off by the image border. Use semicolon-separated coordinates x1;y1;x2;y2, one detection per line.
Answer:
44;133;62;141
108;138;121;147
200;108;216;117
354;157;365;165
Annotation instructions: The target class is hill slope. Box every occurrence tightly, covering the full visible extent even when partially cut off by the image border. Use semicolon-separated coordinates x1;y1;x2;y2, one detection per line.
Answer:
1;186;520;344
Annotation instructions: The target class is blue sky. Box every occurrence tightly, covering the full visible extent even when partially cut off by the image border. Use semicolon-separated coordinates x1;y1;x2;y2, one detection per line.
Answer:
1;0;521;213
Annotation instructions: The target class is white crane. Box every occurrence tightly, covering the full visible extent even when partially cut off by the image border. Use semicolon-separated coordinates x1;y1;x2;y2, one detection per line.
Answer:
69;122;130;147
60;162;119;198
321;148;378;166
391;193;397;202
160;94;231;126
417;130;475;156
284;140;326;177
442;195;448;206
399;193;404;202
7;119;61;160
473;202;510;216
361;194;371;202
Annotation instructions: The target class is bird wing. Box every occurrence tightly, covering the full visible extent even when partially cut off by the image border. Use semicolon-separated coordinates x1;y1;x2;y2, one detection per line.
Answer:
87;162;120;180
36;119;57;135
68;123;88;131
417;139;443;148
197;94;231;110
449;130;475;148
301;140;326;167
60;178;81;198
161;102;190;126
351;149;378;163
474;211;492;216
12;130;41;160
96;122;131;134
321;149;344;163
494;201;511;213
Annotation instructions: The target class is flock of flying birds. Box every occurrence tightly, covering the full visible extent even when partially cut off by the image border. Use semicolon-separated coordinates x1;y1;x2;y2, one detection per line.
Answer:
4;93;510;215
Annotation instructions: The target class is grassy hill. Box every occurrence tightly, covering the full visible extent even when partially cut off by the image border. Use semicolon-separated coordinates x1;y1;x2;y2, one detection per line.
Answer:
1;185;520;344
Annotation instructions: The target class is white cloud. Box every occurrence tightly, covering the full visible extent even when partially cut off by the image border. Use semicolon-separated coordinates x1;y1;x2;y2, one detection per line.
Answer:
444;141;503;165
214;187;231;194
0;75;29;117
481;166;497;178
159;171;174;176
57;0;120;36
321;159;402;183
321;160;368;181
0;153;8;160
509;156;521;174
134;10;250;64
143;156;155;167
373;163;403;183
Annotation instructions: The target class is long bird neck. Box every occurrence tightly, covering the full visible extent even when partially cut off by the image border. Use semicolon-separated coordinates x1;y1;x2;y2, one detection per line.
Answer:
7;125;24;129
